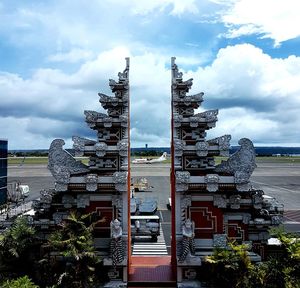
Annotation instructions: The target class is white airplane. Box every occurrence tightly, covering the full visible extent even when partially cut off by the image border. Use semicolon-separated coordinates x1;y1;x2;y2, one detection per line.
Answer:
132;152;167;164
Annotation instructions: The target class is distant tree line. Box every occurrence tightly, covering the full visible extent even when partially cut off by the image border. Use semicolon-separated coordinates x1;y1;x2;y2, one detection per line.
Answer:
131;150;162;157
8;146;300;158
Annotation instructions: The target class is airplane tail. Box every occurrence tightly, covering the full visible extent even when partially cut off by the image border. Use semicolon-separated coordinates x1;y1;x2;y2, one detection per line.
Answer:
159;152;167;160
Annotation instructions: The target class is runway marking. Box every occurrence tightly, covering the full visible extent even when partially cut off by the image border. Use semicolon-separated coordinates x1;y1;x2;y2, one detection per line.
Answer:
284;210;300;222
159;210;164;222
252;180;299;194
132;226;168;256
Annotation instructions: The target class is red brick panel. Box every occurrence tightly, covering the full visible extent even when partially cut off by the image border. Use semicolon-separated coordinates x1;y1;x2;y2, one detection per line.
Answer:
189;201;223;239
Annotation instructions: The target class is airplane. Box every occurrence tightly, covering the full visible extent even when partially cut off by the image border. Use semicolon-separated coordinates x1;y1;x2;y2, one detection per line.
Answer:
132;152;167;164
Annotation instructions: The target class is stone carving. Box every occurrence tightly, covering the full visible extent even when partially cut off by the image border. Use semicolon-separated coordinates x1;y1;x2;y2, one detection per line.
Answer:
99;93;119;107
72;136;96;156
208;134;231;156
179;219;196;262
195;109;218;122
174;139;185;156
75;195;90;208
271;215;283;225
119;114;128;127
40;189;53;204
112;195;123;209
263;195;284;212
189;115;199;128
53;212;68;224
48;139;89;186
85;174;98;191
184;269;197;280
205;174;219;192
196;141;209;157
176;171;190;192
94;142;107;157
252;190;264;209
117;57;129;83
113;172;127;192
181;195;192;209
215;138;256;184
213;234;227;248
213;194;227;208
173;113;183;128
55;183;68;192
229;194;241;209
110;219;125;266
62;195;75;208
242;241;252;250
174;92;204;105
236;182;252;192
171;57;183;81
242;214;251;224
117;139;128;157
84;110;110;127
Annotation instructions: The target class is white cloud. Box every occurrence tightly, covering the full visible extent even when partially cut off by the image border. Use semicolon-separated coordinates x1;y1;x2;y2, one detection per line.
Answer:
187;44;300;145
112;0;199;16
48;48;94;63
218;0;300;45
1;40;300;149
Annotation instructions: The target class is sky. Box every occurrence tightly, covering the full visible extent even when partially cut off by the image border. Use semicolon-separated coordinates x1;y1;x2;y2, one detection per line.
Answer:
1;0;300;150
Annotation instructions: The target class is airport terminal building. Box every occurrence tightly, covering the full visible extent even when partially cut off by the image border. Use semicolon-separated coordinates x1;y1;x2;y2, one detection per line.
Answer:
0;139;7;205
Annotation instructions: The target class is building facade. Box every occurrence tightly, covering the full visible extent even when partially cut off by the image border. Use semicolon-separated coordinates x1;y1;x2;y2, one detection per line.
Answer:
0;139;8;205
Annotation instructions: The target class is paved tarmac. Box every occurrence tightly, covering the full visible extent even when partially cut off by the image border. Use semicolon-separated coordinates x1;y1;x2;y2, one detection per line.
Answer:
8;161;300;210
7;160;300;254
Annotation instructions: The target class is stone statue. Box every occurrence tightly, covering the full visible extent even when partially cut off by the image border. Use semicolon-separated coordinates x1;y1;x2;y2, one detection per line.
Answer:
48;139;89;184
110;219;124;266
179;218;196;262
215;138;256;183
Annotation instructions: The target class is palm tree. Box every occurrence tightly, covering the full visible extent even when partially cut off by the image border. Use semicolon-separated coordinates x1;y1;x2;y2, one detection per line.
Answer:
1;275;39;288
206;241;253;288
47;210;105;287
0;217;36;273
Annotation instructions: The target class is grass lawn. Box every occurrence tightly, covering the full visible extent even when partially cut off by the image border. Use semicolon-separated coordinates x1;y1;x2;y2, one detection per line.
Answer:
8;157;89;165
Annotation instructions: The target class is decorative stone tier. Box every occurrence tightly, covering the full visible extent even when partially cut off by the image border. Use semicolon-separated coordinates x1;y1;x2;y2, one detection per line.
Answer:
85;111;128;129
173;111;218;129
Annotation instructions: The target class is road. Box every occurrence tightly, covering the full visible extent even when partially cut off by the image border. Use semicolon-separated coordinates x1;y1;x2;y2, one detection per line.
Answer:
7;160;300;255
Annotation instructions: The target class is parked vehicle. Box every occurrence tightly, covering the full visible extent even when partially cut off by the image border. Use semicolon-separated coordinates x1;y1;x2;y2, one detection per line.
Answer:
7;181;30;202
167;197;171;210
131;215;160;241
131;177;151;192
138;198;157;214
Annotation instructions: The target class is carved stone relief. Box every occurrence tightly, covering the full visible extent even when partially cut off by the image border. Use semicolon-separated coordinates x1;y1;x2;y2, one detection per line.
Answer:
117;139;128;157
195;141;208;157
95;142;107;157
176;171;190;192
213;234;227;248
62;195;75;208
85;174;98;191
229;195;241;209
213;194;227;208
77;195;90;208
113;172;127;192
205;174;219;192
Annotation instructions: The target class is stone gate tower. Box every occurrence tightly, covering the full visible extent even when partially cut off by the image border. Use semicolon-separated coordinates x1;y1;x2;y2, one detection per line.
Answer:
170;57;283;285
34;58;130;285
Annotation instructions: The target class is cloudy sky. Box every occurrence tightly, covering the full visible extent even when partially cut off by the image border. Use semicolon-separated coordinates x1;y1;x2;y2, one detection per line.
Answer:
1;0;300;149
